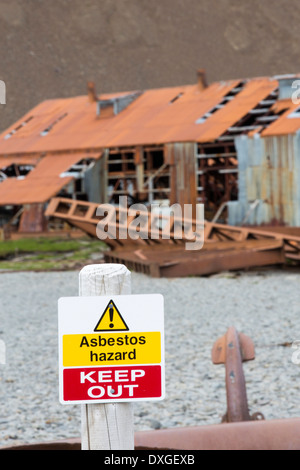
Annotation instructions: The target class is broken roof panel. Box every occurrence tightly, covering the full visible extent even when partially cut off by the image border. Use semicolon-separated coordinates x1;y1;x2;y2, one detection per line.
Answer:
261;100;300;137
0;175;73;205
0;151;102;205
0;155;40;169
197;78;279;142
91;81;243;147
0;81;243;152
0;75;299;157
26;151;101;177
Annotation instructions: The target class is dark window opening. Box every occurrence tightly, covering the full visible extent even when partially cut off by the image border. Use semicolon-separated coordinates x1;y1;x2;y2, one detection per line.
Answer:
150;149;164;170
0;164;34;179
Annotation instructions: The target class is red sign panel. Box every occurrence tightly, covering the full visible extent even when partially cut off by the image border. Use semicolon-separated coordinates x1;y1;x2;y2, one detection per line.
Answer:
63;365;162;402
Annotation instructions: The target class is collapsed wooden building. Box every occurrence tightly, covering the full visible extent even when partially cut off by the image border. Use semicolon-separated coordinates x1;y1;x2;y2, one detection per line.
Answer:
0;72;300;237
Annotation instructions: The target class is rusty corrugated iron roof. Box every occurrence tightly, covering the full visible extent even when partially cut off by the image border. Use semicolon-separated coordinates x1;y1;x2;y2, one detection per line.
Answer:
0;175;73;205
0;155;40;169
0;74;299;206
261;99;300;137
197;79;279;142
0;77;289;154
0;151;101;205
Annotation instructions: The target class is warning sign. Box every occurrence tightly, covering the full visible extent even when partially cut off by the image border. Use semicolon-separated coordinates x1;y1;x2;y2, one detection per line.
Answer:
94;299;129;332
63;365;162;401
62;331;161;367
58;294;164;404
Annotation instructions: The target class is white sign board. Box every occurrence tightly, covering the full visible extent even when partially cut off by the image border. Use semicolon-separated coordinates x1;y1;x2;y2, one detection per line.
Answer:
58;294;165;404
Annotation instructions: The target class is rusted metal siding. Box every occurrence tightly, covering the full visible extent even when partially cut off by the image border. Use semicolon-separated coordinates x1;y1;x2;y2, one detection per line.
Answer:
229;133;300;226
18;204;48;232
164;142;197;208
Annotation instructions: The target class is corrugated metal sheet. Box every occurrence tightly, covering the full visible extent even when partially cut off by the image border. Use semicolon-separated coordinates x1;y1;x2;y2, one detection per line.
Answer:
261;100;300;137
0;175;73;205
229;133;300;226
0;78;282;155
0;155;40;169
26;152;101;177
164;142;197;207
0;151;102;205
197;79;278;143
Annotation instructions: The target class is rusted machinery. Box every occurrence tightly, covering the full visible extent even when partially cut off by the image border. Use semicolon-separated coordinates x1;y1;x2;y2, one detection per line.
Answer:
45;197;300;277
212;327;264;423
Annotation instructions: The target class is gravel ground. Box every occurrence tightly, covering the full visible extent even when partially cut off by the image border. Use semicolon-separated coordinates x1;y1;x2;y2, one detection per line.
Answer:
0;267;300;448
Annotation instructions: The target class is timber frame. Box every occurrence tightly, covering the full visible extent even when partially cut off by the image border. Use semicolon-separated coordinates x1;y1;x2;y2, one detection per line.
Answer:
103;141;238;222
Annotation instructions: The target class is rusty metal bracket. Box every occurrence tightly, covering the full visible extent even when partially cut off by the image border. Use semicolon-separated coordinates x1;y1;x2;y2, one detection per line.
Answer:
212;326;264;423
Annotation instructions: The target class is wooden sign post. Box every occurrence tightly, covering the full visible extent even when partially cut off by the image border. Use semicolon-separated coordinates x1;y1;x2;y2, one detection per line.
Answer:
79;263;134;450
58;263;165;450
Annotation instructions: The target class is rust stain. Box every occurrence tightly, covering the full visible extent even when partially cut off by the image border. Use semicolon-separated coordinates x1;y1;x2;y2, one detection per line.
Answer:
0;76;288;156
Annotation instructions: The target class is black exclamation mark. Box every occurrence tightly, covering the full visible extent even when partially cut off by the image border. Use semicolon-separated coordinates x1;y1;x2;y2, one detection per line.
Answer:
109;303;114;329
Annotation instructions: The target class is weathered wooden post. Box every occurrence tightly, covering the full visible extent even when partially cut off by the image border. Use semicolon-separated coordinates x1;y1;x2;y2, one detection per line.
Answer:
79;264;134;450
58;262;164;451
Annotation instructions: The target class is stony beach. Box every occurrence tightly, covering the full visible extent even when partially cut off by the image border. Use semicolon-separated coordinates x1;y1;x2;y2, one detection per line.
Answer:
0;267;300;448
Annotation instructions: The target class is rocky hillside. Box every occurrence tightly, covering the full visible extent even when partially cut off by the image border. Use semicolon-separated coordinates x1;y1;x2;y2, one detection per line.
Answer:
0;0;299;131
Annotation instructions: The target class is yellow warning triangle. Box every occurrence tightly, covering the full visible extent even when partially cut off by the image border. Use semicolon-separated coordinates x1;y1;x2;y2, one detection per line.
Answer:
94;299;129;332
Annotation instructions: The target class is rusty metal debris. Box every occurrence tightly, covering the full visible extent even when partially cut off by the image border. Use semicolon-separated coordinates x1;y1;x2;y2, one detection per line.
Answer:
1;417;300;450
43;196;300;277
134;418;300;450
2;418;300;450
212;326;264;423
104;238;285;278
204;219;300;262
